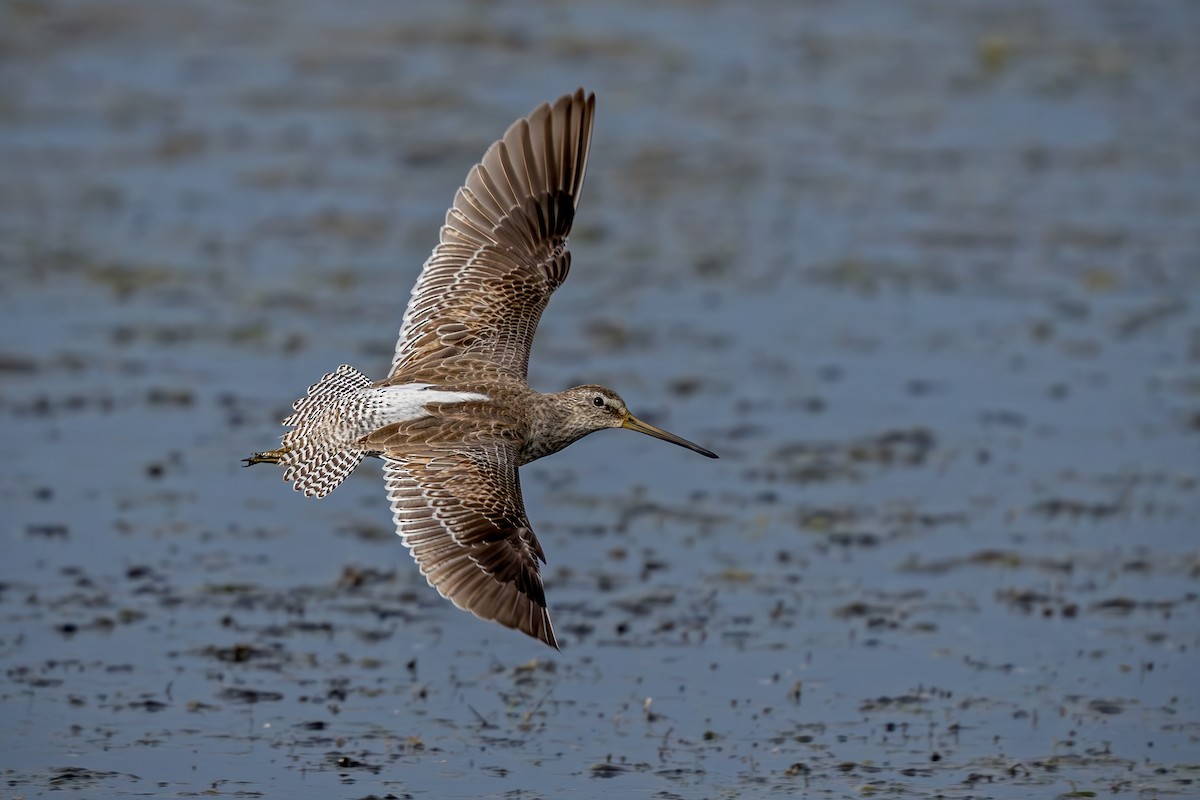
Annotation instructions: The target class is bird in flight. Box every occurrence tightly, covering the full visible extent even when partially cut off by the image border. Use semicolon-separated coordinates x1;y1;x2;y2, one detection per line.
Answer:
245;89;717;648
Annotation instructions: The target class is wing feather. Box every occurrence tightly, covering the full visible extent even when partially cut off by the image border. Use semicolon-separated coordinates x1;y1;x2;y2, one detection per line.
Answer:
382;446;556;648
389;89;595;380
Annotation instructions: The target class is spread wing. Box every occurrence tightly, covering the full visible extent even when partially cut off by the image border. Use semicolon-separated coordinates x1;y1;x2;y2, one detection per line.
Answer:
389;89;595;380
382;445;556;648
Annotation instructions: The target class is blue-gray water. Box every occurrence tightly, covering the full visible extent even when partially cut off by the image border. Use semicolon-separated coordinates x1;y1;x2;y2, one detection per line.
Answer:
2;1;1198;797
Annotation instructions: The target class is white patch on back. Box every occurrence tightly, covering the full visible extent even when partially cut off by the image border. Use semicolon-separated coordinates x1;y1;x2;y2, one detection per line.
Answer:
362;383;489;430
288;381;489;452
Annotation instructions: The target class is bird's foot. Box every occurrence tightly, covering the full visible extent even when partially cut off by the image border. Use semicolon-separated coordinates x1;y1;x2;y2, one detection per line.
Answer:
243;448;285;467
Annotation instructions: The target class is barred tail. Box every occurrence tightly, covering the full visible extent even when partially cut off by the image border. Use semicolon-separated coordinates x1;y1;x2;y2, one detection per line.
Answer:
278;364;374;498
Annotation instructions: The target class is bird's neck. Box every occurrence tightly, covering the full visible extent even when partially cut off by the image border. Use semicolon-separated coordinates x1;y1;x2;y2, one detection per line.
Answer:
519;391;590;465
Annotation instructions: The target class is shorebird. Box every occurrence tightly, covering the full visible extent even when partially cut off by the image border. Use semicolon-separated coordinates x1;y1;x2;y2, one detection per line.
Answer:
245;89;716;648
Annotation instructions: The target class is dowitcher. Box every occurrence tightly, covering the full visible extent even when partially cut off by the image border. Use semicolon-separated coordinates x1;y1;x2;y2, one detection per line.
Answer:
245;89;716;648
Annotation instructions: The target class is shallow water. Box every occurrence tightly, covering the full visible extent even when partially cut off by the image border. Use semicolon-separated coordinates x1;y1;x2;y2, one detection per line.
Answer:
2;1;1198;797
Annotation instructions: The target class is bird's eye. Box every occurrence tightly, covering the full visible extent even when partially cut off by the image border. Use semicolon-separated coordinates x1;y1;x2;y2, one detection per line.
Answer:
592;396;605;408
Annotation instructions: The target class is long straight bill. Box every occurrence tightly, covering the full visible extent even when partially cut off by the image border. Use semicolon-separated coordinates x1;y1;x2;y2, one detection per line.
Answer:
622;414;718;459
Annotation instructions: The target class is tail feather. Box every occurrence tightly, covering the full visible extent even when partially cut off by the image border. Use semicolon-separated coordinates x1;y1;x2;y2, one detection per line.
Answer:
282;445;364;499
279;364;373;498
284;364;374;428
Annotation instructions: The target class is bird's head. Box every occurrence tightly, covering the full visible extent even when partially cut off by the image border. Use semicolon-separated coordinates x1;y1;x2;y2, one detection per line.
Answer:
562;385;718;459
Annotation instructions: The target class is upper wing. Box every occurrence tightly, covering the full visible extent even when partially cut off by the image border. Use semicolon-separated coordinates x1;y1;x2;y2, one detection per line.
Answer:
389;89;595;380
382;445;556;648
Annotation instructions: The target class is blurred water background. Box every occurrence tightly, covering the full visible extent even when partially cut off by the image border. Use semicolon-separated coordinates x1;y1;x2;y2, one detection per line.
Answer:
1;1;1198;797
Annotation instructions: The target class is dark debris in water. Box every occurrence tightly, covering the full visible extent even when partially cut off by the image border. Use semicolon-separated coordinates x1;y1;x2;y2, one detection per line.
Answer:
218;687;285;704
589;759;648;779
760;427;937;485
331;752;383;773
1031;497;1123;520
900;549;1072;575
202;642;287;664
46;766;141;786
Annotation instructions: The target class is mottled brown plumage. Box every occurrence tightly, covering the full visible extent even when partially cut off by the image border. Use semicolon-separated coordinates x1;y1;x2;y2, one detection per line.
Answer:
245;90;716;649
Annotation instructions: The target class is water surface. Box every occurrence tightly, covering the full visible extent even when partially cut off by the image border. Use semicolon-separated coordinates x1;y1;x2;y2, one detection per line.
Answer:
2;1;1198;797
